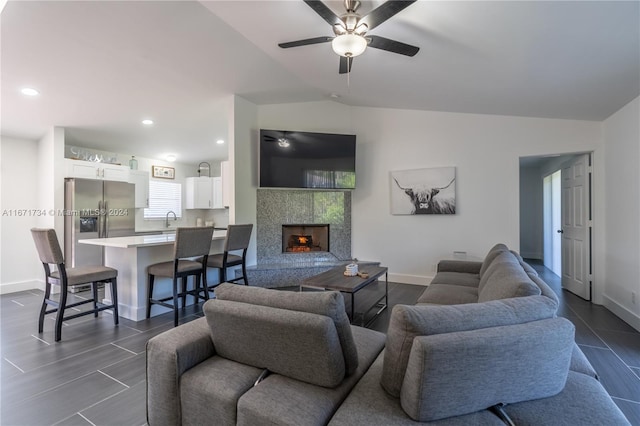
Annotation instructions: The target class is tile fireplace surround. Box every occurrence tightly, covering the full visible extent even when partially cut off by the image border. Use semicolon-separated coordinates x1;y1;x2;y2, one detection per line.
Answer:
250;189;353;287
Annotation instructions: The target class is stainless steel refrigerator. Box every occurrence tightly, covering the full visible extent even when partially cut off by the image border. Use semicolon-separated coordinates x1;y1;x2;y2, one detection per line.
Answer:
64;178;135;267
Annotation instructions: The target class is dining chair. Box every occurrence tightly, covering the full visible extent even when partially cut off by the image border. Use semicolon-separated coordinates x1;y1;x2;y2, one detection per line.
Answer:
147;226;214;326
30;228;119;342
205;224;253;290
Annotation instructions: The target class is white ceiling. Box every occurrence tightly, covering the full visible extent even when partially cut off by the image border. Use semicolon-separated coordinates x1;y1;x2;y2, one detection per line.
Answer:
2;1;639;164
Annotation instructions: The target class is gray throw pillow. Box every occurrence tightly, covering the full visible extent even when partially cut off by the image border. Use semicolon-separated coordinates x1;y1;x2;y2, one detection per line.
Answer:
214;283;359;375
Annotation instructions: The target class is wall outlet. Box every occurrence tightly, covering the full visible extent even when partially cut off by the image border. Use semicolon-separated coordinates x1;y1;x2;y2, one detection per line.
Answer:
632;292;637;305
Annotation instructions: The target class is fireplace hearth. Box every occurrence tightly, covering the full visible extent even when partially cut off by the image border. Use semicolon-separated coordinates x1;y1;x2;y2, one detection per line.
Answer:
282;224;329;253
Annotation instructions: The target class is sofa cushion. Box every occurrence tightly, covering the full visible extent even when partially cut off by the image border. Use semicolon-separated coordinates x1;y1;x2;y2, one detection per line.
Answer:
381;296;558;397
204;299;345;387
237;326;385;426
399;318;575;422
214;283;359;375
505;371;630;425
180;356;263;425
416;284;478;305
477;252;541;302
478;243;509;278
329;353;505;426
429;271;480;288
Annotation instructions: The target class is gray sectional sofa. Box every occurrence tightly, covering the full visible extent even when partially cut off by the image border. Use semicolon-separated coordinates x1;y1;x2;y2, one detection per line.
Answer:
146;244;630;425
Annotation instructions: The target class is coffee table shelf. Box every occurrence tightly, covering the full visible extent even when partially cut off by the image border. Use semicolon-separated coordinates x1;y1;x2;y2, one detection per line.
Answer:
301;265;388;327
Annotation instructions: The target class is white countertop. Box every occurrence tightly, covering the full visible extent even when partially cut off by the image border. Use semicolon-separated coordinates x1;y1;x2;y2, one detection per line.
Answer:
78;230;227;248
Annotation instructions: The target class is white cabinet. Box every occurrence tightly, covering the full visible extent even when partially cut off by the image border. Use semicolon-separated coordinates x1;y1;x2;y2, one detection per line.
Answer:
212;177;223;209
186;177;214;209
186;176;225;209
128;170;149;208
65;159;130;182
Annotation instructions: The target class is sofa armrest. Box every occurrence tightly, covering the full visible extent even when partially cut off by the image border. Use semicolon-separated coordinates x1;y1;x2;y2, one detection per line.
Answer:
146;317;215;426
437;260;482;274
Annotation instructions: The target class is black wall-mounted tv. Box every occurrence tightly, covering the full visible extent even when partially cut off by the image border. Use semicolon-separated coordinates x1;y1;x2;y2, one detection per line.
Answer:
259;129;356;189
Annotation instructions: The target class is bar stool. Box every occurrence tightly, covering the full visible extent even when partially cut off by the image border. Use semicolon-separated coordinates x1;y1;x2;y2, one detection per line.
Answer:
147;226;214;326
206;224;253;290
30;228;119;342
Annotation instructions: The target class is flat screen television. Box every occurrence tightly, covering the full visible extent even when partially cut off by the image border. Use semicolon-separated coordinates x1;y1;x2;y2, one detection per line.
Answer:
259;129;356;189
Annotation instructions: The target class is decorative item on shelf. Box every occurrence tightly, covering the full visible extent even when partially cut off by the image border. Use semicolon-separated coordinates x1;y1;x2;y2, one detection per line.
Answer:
196;218;203;227
344;263;359;277
197;162;211;177
152;165;175;179
129;156;138;170
205;220;214;227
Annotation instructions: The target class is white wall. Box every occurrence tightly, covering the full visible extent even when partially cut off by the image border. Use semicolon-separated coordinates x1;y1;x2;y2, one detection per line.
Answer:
231;95;259;266
253;102;605;291
603;96;640;330
0;137;43;293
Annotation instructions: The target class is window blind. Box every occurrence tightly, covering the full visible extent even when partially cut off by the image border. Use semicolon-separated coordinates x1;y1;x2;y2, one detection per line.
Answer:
144;180;182;219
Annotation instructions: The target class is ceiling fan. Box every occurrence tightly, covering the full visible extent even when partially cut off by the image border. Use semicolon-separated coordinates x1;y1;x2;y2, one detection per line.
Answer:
279;0;419;74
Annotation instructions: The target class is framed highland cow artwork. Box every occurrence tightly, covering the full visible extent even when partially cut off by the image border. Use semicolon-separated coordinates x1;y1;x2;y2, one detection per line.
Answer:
390;167;456;215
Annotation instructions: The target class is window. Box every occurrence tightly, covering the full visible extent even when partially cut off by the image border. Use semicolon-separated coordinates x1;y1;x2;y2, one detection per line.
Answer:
144;180;182;219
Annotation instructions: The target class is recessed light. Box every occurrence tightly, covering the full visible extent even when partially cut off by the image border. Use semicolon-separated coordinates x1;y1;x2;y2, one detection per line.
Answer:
21;87;39;96
216;139;225;145
142;119;154;126
166;154;176;162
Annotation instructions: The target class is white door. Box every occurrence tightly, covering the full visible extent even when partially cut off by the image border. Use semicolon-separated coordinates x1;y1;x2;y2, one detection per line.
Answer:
560;154;591;300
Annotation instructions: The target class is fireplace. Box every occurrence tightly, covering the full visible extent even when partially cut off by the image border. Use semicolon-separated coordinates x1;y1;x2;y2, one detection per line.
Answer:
282;224;330;253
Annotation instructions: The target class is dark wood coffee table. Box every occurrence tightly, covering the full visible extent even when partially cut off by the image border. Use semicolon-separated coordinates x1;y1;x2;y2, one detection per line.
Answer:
301;265;388;327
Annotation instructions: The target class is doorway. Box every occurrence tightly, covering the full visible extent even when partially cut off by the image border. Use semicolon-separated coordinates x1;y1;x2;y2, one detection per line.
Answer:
519;153;593;301
543;170;561;276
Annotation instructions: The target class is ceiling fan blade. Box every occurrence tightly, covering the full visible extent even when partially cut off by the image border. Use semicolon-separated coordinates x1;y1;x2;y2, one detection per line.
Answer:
360;0;417;31
339;56;354;74
278;36;333;49
303;0;343;26
367;35;419;56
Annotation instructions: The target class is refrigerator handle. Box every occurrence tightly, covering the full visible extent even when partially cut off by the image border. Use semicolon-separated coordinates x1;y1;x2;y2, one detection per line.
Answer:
98;200;103;238
104;201;109;238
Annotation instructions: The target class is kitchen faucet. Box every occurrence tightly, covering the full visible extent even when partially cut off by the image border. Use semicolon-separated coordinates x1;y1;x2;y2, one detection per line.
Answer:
165;210;177;228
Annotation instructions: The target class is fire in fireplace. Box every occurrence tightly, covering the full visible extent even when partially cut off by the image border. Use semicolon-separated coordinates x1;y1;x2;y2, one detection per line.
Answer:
282;224;329;253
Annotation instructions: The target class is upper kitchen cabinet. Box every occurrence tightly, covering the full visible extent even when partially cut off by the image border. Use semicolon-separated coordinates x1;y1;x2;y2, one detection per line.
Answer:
65;159;130;182
185;176;224;209
128;170;149;208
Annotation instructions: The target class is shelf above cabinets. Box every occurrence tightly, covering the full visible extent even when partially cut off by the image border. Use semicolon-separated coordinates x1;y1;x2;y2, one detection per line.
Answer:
65;159;130;182
185;176;224;209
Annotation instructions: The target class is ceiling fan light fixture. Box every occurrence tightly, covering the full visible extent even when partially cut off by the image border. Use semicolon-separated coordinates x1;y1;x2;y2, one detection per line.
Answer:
332;33;367;57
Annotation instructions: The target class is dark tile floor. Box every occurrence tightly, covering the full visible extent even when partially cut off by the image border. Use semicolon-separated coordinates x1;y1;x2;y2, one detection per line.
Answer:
1;263;638;425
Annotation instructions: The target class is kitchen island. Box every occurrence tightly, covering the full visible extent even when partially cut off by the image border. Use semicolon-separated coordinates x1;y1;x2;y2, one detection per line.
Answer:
79;230;227;321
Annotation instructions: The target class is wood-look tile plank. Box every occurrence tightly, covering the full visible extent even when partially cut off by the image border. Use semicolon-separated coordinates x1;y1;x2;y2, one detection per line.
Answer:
2;320;140;372
570;303;639;334
593;328;640;368
632;367;640;380
559;310;608;348
1;371;127;426
52;413;93;426
81;380;147;426
99;352;146;387
612;398;640;426
2;343;134;406
579;345;640;401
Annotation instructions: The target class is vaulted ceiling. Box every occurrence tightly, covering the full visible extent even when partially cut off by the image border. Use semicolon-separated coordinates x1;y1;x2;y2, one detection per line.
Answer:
2;1;638;163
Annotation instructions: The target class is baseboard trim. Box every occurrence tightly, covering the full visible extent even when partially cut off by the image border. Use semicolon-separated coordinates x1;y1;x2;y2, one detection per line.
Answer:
602;294;640;332
0;279;43;295
520;252;542;260
386;273;433;286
